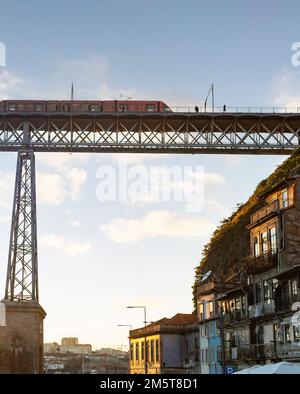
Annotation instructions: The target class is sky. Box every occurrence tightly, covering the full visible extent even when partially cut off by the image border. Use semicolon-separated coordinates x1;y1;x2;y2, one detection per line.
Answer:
0;0;299;350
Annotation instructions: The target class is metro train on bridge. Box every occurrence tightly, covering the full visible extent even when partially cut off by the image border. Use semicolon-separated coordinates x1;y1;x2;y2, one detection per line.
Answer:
0;100;172;113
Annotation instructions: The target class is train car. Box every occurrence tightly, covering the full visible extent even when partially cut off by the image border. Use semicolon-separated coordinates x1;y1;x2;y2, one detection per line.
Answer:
0;100;172;113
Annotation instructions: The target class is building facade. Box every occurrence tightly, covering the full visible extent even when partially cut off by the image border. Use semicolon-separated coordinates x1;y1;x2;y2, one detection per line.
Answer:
129;313;198;374
223;172;300;371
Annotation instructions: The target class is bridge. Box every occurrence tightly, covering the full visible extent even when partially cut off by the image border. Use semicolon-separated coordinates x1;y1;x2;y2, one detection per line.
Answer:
1;111;300;154
0;110;299;373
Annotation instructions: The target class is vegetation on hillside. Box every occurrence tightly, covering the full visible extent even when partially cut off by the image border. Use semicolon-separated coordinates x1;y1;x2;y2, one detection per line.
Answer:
192;150;300;309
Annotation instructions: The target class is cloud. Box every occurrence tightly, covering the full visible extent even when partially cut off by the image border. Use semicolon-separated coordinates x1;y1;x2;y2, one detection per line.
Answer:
36;168;87;205
270;67;300;108
101;210;214;243
0;70;24;99
40;234;91;256
0;171;14;208
37;172;67;205
65;167;87;201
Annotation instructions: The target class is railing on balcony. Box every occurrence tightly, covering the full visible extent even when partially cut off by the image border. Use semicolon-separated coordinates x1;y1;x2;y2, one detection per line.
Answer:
276;292;300;312
248;300;276;318
225;342;276;362
277;341;300;358
250;199;279;225
246;251;278;274
224;310;248;324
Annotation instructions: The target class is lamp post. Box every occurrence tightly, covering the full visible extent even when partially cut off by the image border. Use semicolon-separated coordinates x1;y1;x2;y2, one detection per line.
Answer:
117;324;132;373
127;306;148;374
204;82;214;112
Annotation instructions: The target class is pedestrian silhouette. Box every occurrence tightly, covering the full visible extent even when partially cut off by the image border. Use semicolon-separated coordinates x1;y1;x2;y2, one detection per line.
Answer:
223;104;226;112
194;105;199;113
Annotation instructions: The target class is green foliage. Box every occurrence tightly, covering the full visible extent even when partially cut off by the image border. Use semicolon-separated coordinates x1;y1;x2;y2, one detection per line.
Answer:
192;150;300;310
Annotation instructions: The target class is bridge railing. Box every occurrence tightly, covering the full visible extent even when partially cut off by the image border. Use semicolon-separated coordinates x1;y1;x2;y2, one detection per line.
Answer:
170;106;300;113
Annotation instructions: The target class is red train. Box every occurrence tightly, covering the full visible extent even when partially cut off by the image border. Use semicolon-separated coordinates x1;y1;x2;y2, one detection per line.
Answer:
0;100;172;113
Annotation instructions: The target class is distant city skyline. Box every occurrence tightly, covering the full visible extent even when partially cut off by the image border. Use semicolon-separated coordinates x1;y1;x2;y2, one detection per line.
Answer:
0;0;300;349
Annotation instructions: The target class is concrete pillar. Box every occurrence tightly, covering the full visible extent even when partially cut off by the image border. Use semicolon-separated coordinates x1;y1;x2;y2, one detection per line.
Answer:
0;300;46;374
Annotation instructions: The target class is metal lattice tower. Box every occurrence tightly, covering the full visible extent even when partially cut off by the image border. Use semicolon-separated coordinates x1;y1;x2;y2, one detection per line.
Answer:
5;150;38;302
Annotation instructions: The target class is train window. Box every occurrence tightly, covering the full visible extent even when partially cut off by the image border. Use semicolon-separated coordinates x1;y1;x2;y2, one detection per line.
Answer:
90;104;99;112
119;104;127;112
164;106;172;112
63;104;70;112
35;104;44;111
48;103;57;111
146;104;156;112
81;104;89;111
71;104;80;111
8;104;17;111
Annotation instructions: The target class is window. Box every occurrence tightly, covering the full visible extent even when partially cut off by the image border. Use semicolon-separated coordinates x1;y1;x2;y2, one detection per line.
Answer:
147;340;150;362
283;324;291;342
255;282;262;303
119;104;127;112
150;340;154;363
261;231;269;254
253;236;260;257
71;103;80;111
204;324;208;337
241;295;247;314
48;103;57;111
146;104;156;112
90;104;99;112
155;340;159;362
269;227;277;254
185;340;189;361
293;325;300;341
8;103;16;111
199;303;204;320
263;280;271;301
35;104;44;111
282;189;288;208
62;104;70;112
291;279;298;296
141;341;145;361
205;349;208;363
208;300;214;318
130;343;134;362
135;342;139;362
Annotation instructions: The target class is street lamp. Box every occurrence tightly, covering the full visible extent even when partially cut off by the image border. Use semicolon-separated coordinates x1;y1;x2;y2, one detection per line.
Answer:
117;324;132;372
127;306;148;374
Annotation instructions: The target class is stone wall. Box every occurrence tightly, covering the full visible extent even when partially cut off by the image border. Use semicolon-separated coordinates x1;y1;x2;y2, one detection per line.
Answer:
0;301;46;374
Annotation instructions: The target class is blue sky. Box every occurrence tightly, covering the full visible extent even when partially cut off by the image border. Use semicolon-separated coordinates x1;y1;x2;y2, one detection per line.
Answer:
0;0;299;349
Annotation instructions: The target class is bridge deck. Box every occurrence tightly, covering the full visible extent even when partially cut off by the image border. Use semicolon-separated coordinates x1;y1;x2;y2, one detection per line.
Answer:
0;112;299;154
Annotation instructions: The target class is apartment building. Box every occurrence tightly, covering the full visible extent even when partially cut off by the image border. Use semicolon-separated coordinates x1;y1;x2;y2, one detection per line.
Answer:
129;313;198;374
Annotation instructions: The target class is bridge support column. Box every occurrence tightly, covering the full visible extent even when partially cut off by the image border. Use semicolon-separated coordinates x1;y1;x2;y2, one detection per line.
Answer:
0;151;46;374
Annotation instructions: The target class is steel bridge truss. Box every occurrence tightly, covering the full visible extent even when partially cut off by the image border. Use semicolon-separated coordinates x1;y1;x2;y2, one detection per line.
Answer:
5;151;38;302
0;112;299;154
1;111;300;302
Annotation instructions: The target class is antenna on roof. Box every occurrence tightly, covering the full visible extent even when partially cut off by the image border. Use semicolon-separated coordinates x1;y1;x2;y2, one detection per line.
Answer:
71;82;74;101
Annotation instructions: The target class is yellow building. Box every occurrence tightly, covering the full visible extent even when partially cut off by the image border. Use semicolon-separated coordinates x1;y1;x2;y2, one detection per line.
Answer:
129;313;198;374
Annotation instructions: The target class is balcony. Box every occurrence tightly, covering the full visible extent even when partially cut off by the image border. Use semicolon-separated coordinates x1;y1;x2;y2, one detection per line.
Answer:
277;341;300;359
225;343;276;362
250;199;279;226
246;251;278;274
224;310;248;324
275;292;300;312
248;300;275;319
